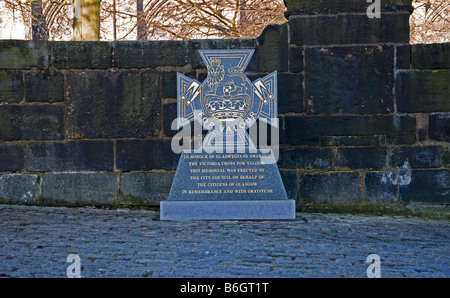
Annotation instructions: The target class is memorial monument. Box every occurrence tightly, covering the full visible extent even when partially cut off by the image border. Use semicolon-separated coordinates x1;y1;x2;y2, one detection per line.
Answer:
160;49;295;220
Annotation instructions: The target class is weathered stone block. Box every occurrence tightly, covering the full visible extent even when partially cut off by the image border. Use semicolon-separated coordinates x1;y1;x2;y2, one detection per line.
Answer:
411;43;450;69
283;115;416;145
0;174;41;205
0;143;24;172
163;102;178;137
391;146;442;168
49;41;112;69
42;172;117;206
251;24;288;72
364;171;398;203
319;135;385;146
65;70;161;138
0;40;48;69
396;44;410;69
289;13;410;45
278;73;303;114
280;170;298;201
299;172;361;203
116;139;180;171
278;147;332;169
418;128;427;142
25;71;64;102
0;70;23;103
429;114;450;142
189;39;255;69
305;46;394;115
114;41;188;68
289;46;303;73
399;170;450;204
162;72;177;99
444;147;450;168
396;70;450;113
26;141;114;172
336;147;387;170
0;105;64;141
120;172;174;205
284;0;413;17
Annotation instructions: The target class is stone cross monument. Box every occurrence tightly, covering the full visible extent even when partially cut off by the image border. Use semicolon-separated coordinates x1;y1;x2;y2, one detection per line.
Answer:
160;49;295;220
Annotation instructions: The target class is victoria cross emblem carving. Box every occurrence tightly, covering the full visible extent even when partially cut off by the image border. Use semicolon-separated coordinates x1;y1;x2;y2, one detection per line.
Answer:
177;49;277;152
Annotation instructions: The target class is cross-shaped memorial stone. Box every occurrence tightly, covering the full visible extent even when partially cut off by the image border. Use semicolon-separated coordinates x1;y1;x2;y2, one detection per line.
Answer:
160;49;295;220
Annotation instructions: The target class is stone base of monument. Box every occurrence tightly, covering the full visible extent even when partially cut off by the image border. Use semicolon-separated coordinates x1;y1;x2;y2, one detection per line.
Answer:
160;200;295;220
160;150;296;220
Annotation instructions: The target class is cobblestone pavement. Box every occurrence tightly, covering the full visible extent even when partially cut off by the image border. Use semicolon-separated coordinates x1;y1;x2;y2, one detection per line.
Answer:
0;204;449;278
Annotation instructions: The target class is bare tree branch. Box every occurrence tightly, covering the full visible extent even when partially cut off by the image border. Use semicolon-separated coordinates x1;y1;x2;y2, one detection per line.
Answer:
1;0;287;40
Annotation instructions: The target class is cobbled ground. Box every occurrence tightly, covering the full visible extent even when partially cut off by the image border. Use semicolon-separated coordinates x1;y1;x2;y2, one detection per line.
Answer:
0;204;448;278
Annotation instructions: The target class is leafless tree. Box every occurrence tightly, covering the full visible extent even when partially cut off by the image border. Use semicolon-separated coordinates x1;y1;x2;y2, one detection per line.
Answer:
134;0;286;40
3;0;72;40
2;0;286;40
410;0;450;44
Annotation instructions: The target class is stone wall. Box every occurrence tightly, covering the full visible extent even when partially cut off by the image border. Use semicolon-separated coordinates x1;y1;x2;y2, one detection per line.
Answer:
0;0;449;212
